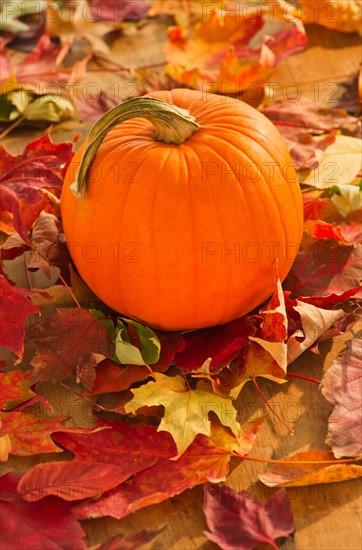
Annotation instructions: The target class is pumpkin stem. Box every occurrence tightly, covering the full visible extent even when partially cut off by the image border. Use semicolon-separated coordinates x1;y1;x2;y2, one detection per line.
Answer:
71;96;201;197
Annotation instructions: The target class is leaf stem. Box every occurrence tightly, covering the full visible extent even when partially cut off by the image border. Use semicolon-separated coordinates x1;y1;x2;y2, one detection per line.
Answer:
57;381;112;413
268;540;280;550
234;454;359;465
0;115;25;140
252;377;294;434
287;372;320;385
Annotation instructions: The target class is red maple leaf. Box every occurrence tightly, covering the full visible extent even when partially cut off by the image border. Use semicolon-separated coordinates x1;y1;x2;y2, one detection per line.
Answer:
203;484;294;550
73;420;262;520
0;411;100;458
0;472;87;550
284;241;362;298
0;369;36;410
0;132;75;241
321;339;362;458
0;275;40;358
174;316;255;374
18;420;175;501
28;308;114;390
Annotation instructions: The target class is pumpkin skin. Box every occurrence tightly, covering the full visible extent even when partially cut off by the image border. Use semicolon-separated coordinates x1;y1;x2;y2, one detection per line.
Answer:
61;89;303;330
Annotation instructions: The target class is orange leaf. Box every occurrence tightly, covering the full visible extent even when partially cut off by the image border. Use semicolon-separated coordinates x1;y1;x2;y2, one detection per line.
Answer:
259;450;362;487
164;9;306;96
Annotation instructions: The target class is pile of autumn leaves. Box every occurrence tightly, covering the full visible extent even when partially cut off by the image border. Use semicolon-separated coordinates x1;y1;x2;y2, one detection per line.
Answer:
0;107;361;548
1;3;362;550
0;0;353;125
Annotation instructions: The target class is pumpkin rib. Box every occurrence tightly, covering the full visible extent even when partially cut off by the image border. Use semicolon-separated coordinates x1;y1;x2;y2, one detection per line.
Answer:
170;88;207;117
204;131;298;285
218;125;301;258
187;138;229;322
204;134;278;265
254;138;303;246
181;147;200;328
201;142;237;323
150;147;173;325
113;148;147;310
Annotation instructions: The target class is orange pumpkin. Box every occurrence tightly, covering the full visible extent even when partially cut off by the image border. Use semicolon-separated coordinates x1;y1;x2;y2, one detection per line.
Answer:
61;89;303;330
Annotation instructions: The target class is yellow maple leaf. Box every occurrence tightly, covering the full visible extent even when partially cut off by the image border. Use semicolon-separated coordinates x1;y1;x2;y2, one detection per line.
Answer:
124;373;241;456
299;135;362;190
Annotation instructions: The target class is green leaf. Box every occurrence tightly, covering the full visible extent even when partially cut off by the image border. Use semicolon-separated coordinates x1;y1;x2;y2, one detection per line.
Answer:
24;95;74;122
115;319;161;366
8;90;34;114
89;309;116;341
0;95;19;122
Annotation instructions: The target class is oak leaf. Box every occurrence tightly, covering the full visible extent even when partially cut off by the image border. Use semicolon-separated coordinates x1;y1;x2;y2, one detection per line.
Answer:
203;485;294;550
73;419;263;520
1;472;87;550
124;373;241;455
321;339;362;458
259;450;362;486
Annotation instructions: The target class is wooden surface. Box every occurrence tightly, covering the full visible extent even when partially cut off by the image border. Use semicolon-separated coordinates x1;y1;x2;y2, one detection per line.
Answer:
2;17;362;550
